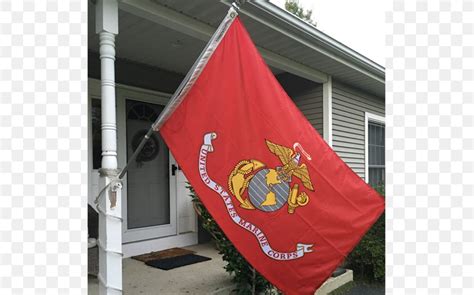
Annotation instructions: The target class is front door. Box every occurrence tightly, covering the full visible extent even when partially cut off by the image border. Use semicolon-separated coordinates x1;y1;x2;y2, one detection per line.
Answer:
120;98;177;243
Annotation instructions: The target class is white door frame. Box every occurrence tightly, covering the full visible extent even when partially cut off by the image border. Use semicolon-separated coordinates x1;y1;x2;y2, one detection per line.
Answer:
88;78;182;243
117;86;179;243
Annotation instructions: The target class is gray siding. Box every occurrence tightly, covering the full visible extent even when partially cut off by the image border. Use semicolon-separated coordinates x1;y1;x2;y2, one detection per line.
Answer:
276;73;324;136
332;81;384;179
292;85;324;136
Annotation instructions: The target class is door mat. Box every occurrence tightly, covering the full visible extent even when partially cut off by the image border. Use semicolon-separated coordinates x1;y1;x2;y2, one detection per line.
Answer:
132;247;195;263
145;254;212;270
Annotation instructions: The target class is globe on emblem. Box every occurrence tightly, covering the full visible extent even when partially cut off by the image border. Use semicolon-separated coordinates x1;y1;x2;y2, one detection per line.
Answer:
248;168;290;212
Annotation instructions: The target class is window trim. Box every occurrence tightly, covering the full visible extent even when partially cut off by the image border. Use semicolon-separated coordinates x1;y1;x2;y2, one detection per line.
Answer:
364;112;385;183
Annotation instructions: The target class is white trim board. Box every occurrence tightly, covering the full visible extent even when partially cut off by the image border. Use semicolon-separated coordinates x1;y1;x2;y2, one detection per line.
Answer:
88;78;172;100
364;112;385;183
323;76;333;146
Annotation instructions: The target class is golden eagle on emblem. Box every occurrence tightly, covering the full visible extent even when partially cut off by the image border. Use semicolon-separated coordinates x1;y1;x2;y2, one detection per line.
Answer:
228;140;315;213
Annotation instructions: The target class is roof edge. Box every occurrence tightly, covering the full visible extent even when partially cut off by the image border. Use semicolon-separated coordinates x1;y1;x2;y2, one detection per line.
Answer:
246;0;385;82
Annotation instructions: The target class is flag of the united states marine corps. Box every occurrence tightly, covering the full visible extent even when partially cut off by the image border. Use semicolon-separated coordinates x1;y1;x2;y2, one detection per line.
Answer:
154;6;384;295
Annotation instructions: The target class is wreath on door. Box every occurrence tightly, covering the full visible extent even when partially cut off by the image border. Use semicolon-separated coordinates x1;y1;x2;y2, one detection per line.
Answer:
131;129;160;166
127;102;161;167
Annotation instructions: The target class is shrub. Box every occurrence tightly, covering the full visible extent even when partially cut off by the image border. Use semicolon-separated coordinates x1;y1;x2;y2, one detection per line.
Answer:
345;185;385;282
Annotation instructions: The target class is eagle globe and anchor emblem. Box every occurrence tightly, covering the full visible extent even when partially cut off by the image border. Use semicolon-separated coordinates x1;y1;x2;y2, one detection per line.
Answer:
228;140;315;214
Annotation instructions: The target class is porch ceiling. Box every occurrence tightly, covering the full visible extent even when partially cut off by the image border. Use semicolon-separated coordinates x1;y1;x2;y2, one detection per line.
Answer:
88;5;285;75
88;0;384;97
89;8;203;74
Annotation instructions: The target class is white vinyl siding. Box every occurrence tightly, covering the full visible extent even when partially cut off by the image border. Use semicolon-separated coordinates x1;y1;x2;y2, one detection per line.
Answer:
332;81;384;179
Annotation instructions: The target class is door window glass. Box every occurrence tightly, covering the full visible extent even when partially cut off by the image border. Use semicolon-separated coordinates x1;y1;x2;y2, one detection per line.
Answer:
126;100;170;229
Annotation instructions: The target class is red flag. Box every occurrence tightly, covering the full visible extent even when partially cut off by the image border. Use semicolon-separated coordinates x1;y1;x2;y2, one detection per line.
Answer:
158;11;384;295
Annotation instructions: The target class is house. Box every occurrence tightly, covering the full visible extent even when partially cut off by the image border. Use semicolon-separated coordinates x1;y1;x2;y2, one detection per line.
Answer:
88;0;384;292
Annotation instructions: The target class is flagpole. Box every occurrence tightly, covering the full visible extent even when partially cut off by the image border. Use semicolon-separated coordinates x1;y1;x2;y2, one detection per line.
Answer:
115;2;242;181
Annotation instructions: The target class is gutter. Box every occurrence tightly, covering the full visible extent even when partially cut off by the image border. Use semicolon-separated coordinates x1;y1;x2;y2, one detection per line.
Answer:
223;0;385;83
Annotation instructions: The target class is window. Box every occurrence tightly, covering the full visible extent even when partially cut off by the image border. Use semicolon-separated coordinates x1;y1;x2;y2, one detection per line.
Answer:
365;113;385;188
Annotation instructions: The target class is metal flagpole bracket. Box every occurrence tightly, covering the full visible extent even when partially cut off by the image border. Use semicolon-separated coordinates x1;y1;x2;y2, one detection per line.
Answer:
231;2;240;13
231;0;247;12
95;168;122;209
233;0;246;8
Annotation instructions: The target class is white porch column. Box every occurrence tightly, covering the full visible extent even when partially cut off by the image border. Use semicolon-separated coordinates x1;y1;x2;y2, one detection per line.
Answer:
323;76;333;146
96;0;122;294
